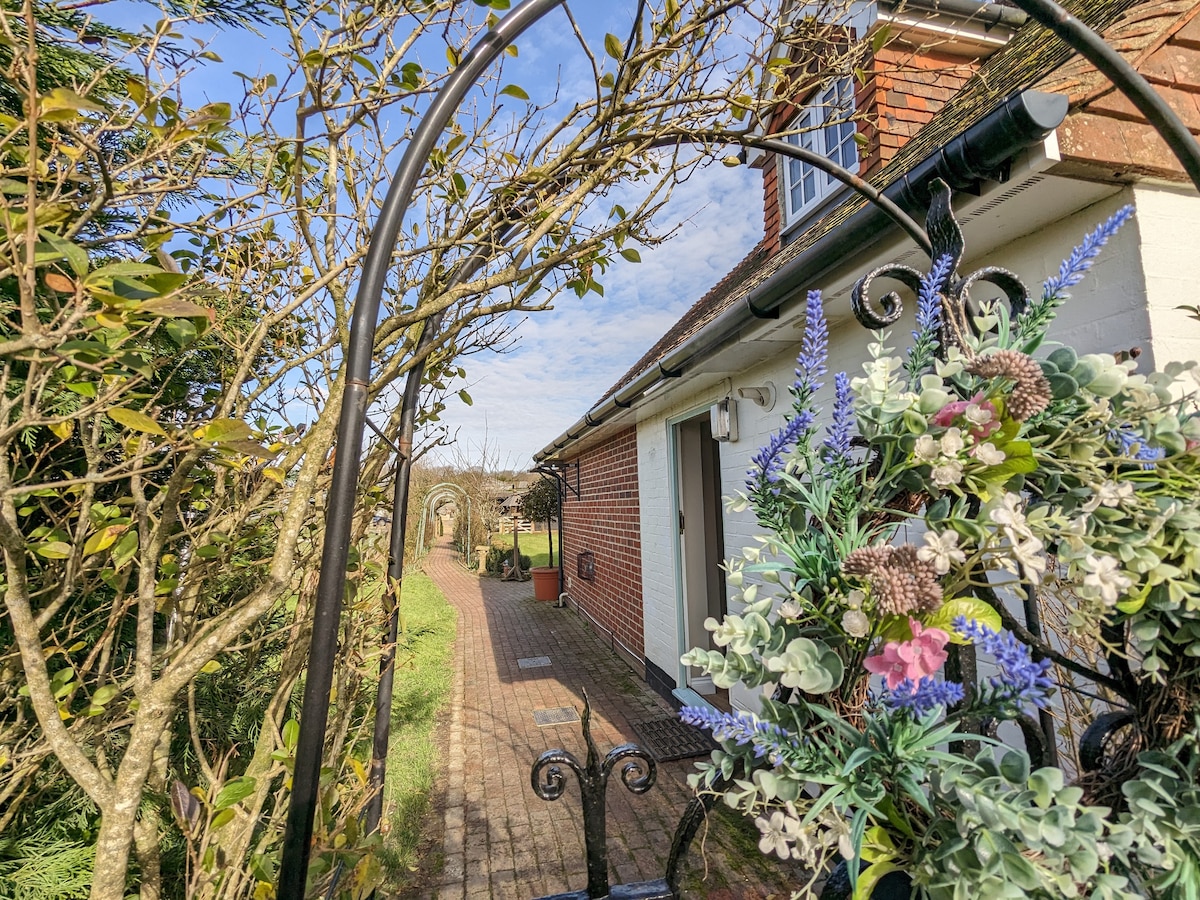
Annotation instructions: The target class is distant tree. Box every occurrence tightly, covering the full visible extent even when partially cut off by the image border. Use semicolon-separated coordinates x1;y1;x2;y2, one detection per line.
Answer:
521;476;560;566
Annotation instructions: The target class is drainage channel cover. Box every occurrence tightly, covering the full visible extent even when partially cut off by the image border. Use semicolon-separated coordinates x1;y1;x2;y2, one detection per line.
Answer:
630;717;716;761
533;706;580;727
517;656;551;669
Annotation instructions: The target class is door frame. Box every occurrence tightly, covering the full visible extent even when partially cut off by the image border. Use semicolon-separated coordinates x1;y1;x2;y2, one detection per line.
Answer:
667;403;727;692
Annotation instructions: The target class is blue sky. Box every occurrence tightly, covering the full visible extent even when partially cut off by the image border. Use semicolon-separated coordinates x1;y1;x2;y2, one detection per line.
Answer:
96;1;763;470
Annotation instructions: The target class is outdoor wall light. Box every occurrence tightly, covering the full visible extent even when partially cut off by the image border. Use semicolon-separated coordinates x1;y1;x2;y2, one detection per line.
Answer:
710;396;738;442
737;381;776;411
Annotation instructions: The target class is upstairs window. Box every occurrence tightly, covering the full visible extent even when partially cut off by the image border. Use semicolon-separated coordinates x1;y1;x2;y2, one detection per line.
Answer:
781;77;859;228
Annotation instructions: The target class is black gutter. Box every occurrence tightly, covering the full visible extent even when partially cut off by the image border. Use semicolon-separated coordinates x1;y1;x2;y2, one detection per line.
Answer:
882;0;1029;30
533;88;1067;463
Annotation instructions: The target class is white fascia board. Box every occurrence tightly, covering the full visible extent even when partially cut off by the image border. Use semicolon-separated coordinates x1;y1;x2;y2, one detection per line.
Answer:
876;8;1014;54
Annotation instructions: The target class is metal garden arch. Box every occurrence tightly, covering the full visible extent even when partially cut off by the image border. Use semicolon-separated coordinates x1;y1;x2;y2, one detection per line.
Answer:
413;482;473;563
278;0;1200;893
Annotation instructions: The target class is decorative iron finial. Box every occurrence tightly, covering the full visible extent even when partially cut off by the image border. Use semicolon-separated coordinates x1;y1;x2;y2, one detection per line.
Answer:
850;179;1029;350
530;690;657;899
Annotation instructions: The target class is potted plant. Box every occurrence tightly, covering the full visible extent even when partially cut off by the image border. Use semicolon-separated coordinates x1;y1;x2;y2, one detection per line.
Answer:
522;475;561;601
681;199;1200;898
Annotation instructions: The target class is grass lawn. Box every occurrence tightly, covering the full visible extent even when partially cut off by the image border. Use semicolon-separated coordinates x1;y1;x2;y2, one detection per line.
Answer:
377;570;457;893
491;530;557;568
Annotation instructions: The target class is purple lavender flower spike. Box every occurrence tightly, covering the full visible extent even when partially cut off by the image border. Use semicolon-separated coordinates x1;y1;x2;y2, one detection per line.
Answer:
822;372;854;463
913;253;954;342
1043;206;1135;299
795;290;828;396
746;409;815;492
680;706;792;759
883;677;965;716
1112;425;1165;470
954;616;1055;710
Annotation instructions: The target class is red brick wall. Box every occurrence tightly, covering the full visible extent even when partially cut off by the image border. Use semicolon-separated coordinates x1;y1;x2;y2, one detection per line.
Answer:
760;46;979;250
561;427;643;664
859;46;977;179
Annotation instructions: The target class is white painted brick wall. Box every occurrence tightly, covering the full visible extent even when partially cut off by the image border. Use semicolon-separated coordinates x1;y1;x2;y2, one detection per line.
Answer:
637;182;1194;710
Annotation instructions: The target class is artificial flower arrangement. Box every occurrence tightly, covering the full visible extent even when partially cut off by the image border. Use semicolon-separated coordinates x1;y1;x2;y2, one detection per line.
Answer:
680;205;1200;899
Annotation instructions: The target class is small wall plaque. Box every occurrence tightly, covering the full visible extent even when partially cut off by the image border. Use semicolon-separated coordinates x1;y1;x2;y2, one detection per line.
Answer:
577;550;596;582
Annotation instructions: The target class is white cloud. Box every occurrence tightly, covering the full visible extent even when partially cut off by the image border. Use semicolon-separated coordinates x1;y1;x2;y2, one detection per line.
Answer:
426;159;761;468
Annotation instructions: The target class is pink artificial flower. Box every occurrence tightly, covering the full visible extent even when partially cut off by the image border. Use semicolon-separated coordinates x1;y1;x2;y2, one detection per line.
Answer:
931;392;1001;441
863;619;951;689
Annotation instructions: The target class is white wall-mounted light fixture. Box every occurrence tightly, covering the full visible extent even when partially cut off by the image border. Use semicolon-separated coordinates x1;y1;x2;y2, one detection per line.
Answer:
711;397;738;442
737;381;777;411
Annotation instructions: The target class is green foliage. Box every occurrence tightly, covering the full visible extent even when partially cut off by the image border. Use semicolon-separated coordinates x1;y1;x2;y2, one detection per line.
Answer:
484;545;530;574
377;572;457;893
0;828;94;899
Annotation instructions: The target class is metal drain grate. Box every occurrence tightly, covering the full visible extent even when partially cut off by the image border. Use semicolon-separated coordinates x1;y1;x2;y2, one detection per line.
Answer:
517;656;551;669
630;717;715;761
533;706;579;727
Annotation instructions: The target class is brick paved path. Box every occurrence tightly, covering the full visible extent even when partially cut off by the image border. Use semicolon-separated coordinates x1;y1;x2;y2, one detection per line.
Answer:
416;538;799;900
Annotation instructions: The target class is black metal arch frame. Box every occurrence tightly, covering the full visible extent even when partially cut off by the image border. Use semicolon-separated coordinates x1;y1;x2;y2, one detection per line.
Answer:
278;0;1200;892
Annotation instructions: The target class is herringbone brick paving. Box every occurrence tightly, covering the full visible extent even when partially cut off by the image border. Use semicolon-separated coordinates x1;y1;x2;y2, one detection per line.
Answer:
411;538;800;899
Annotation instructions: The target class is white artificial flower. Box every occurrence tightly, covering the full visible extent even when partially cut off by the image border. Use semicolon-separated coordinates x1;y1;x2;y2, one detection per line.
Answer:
1011;537;1048;582
777;599;802;620
841;609;870;638
1083;554;1133;605
756;810;793;859
914;434;940;463
973;442;1006;466
940;428;965;456
991;492;1034;541
844;589;866;610
917;530;967;575
1083;480;1136;513
964;402;994;428
930;460;964;487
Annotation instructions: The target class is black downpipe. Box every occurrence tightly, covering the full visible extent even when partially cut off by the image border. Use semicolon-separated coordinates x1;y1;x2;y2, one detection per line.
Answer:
556;477;565;600
277;1;566;893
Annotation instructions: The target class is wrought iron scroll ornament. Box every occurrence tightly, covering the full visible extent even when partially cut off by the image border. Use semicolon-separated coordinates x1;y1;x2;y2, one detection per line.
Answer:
850;178;1029;345
531;692;657;899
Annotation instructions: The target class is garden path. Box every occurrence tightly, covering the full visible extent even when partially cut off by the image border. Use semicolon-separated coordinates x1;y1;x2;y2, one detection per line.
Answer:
414;537;800;899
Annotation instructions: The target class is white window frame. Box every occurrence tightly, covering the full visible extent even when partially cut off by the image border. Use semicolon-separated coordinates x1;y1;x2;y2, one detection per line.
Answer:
781;77;860;229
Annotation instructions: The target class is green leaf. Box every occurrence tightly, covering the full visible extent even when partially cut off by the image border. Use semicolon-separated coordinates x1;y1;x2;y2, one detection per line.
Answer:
35;232;89;277
34;541;72;559
139;297;211;318
214;776;256;811
40;87;105;119
499;84;529;101
194;418;252;443
458;389;473;407
92;684;119;706
603;33;623;60
108;407;167;436
620;248;641;263
111;530;139;569
925;597;1002;643
282;719;300;751
200;660;221;674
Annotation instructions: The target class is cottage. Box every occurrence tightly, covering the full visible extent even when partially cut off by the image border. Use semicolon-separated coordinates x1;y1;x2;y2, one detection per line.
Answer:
533;0;1200;713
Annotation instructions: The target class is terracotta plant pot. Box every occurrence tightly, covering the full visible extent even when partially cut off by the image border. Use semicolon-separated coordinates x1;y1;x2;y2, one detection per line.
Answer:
531;566;560;602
